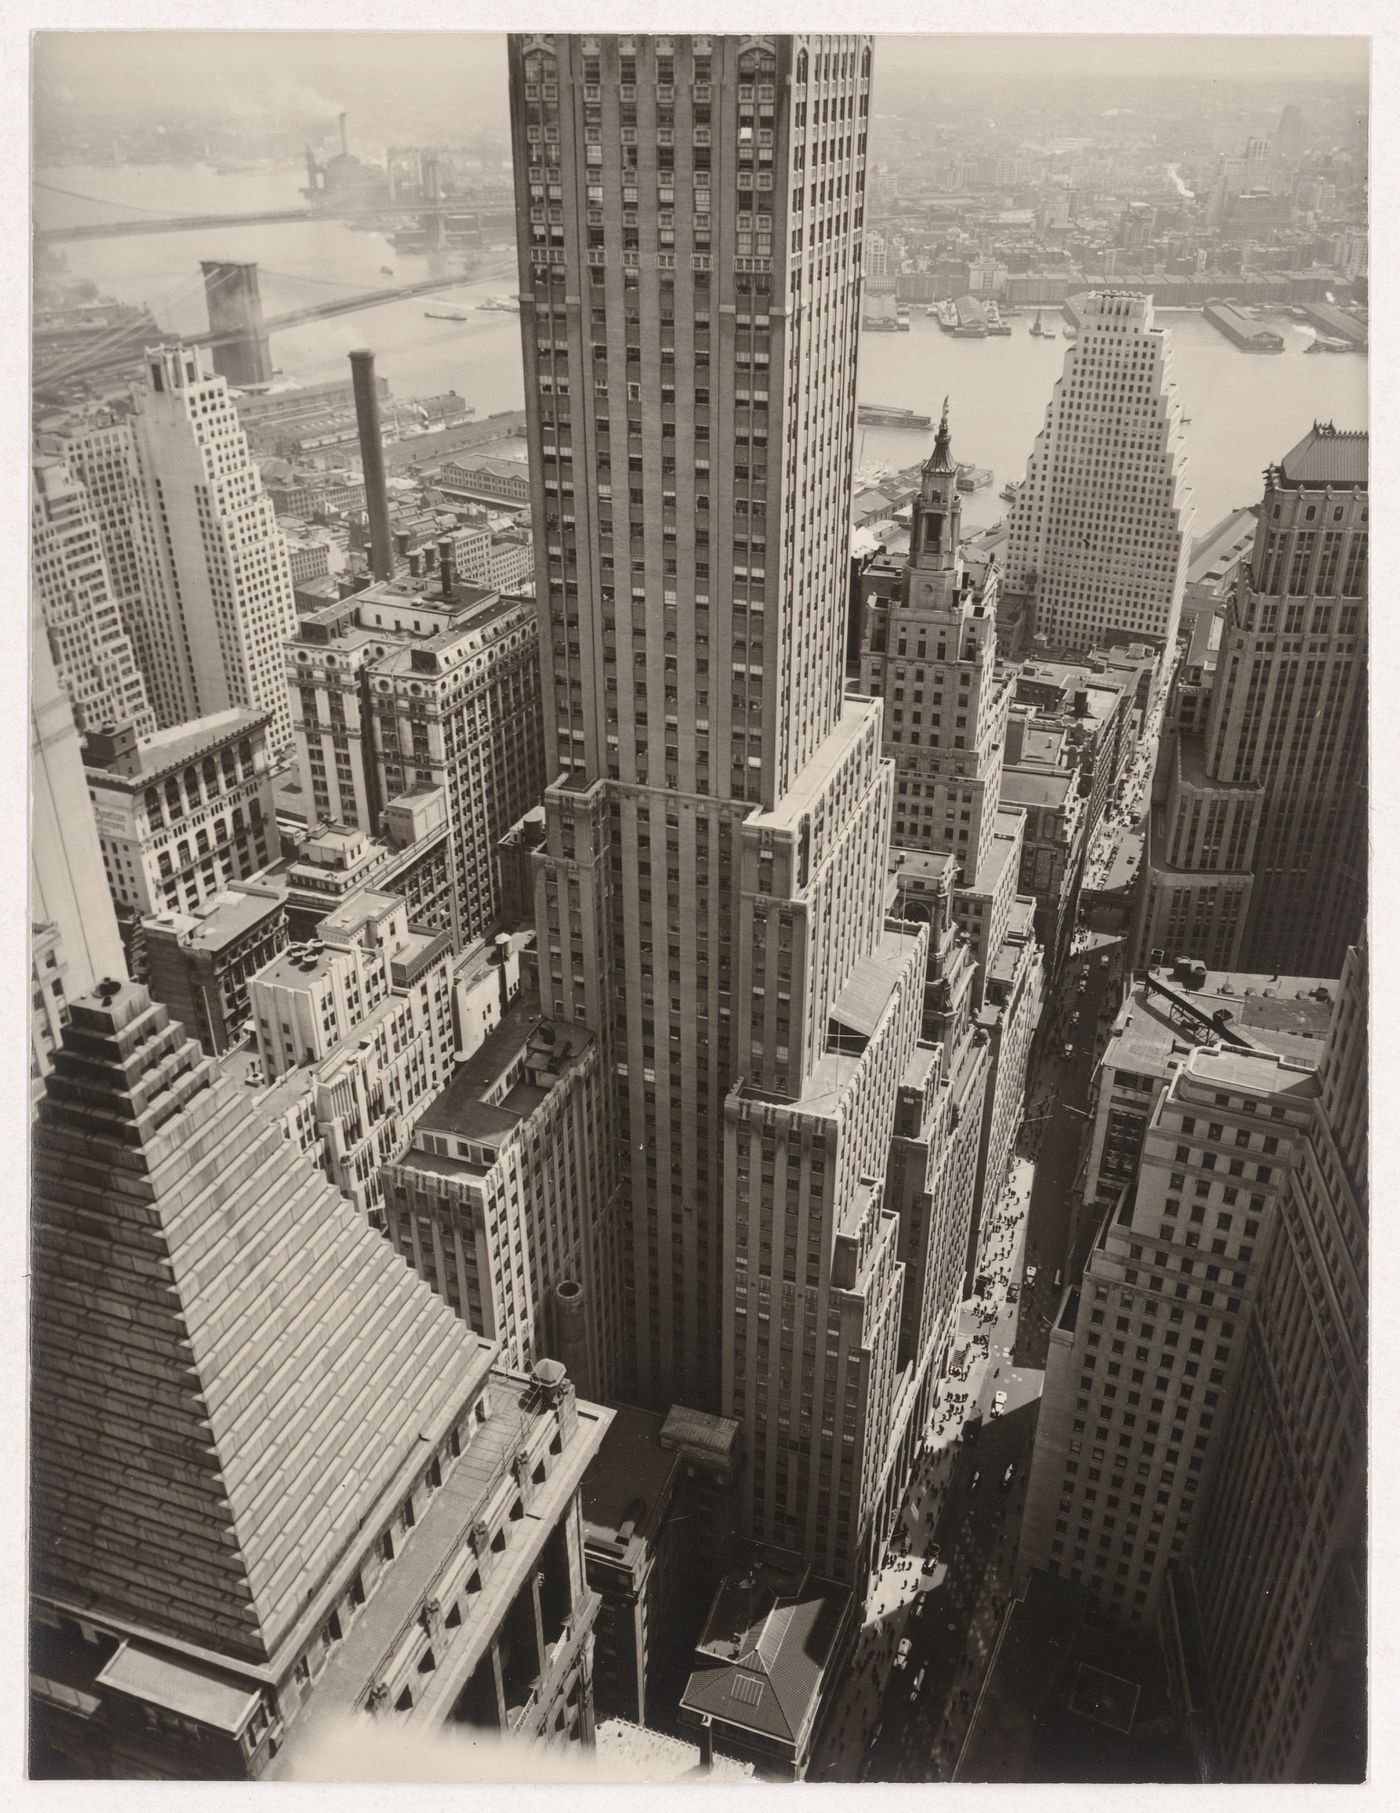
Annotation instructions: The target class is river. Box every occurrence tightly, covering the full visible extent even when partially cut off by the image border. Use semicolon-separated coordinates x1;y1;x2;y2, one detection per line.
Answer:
36;162;1367;535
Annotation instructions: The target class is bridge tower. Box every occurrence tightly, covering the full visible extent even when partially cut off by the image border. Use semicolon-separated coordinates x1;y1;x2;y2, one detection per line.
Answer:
200;260;273;389
421;153;448;250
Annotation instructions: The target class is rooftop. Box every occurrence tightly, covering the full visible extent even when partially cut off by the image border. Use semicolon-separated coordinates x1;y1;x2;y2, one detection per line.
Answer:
682;1558;849;1749
593;1718;753;1781
143;886;284;953
85;707;269;786
1276;422;1368;489
1186;506;1258;589
1000;766;1074;811
415;993;591;1152
1107;969;1337;1076
580;1402;679;1559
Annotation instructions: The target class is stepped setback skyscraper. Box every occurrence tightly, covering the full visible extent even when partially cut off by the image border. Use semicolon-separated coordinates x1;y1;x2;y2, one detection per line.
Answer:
510;34;929;1585
1139;424;1366;976
1006;291;1195;655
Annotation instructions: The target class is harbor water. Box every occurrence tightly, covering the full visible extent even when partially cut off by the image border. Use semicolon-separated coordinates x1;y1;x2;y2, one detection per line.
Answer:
37;163;1368;532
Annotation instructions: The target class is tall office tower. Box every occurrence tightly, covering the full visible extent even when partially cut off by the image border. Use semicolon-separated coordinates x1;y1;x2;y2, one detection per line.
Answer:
30;613;127;1102
31;456;156;739
55;411;167;716
1006;291;1195;656
126;344;298;750
856;404;1013;883
1180;946;1366;1782
854;411;1039;1254
288;574;543;951
511;35;932;1582
30;978;610;1780
1018;1026;1319;1629
1138;425;1366;977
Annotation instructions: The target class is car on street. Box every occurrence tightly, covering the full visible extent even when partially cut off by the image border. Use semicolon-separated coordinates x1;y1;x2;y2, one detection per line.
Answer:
993;1390;1008;1414
910;1667;926;1703
1063;1042;1074;1058
895;1638;913;1668
1025;1265;1037;1284
1001;1463;1015;1489
1006;1283;1019;1303
1099;955;1110;969
971;1471;981;1491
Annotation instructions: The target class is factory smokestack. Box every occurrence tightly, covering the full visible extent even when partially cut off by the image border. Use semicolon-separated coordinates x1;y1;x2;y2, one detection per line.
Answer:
339;111;349;159
349;349;393;583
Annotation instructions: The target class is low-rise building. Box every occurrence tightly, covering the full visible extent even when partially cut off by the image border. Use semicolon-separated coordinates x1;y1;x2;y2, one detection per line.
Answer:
679;1556;852;1780
434;455;532;507
143;883;288;1056
249;888;456;1220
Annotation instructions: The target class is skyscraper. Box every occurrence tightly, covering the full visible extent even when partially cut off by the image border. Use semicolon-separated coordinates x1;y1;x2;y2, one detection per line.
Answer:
1006;291;1195;656
507;31;884;1414
126;344;298;750
1139;424;1367;977
31;455;155;739
30;609;127;1101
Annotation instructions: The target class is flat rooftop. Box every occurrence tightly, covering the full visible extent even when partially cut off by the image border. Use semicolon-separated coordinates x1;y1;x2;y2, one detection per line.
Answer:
414;992;590;1151
1000;766;1074;811
746;699;881;833
1107;969;1337;1075
86;707;268;785
580;1402;678;1551
1187;505;1257;588
144;886;283;951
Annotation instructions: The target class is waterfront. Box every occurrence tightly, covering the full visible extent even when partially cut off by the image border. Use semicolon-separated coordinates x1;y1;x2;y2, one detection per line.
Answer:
36;163;1367;532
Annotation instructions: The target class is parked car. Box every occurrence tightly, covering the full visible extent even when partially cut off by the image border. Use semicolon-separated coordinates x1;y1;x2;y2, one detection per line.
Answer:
910;1667;927;1703
1025;1265;1038;1285
1099;955;1110;970
992;1390;1008;1416
1006;1283;1020;1304
1001;1463;1015;1489
896;1638;913;1668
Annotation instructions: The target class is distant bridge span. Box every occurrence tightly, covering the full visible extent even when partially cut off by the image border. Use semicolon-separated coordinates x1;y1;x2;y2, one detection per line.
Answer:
34;193;509;246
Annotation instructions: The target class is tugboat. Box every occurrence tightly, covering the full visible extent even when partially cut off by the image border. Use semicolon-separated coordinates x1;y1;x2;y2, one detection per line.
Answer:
1000;477;1022;502
1029;309;1046;337
380;265;394;276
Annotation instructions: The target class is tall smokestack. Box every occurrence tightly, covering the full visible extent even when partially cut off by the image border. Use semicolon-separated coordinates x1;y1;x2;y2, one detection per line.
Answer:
437;536;455;599
339;111;349;159
349;349;393;583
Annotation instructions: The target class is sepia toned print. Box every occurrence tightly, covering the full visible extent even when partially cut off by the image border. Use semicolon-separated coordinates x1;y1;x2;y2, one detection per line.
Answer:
29;28;1366;1785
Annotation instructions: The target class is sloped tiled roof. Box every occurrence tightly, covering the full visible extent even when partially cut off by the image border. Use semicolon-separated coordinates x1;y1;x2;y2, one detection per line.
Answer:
1277;423;1368;489
31;981;489;1666
680;1567;848;1748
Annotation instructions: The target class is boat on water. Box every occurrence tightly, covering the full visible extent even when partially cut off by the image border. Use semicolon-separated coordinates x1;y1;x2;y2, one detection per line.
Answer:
1000;478;1022;501
858;403;933;429
1062;325;1077;339
984;302;1012;336
380;265;395;276
956;463;993;492
477;295;520;313
953;321;988;338
425;305;471;322
1029;310;1047;337
925;303;939;318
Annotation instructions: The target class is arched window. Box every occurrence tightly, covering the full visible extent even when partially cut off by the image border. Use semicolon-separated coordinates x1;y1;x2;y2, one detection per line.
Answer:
862;45;872;79
796;49;807;84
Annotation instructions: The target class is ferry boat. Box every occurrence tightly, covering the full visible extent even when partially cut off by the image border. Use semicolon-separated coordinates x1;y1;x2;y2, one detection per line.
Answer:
858;404;933;429
425;305;471;322
937;299;959;331
984;301;1012;336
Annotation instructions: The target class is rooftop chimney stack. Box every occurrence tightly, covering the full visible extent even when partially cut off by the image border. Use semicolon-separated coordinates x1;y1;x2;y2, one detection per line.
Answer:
437;536;455;599
349;349;393;583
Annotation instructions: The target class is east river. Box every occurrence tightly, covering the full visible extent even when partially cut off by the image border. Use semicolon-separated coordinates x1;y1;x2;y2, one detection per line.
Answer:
36;162;1368;536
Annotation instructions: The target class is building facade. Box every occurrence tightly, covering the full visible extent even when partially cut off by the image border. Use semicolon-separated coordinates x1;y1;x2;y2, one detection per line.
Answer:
1018;1034;1319;1628
509;33;945;1594
1006;290;1195;655
82;710;277;926
287;575;544;950
382;994;625;1398
248;888;456;1219
125;345;299;750
1182;947;1366;1782
30;978;609;1779
32;455;156;739
1138;425;1366;977
143;883;289;1057
30;618;128;1104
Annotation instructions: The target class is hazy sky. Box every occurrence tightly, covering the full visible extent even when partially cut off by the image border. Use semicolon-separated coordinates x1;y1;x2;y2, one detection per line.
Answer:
34;32;1368;144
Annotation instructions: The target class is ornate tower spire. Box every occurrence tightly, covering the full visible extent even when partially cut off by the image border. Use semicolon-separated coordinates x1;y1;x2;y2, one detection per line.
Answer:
925;396;954;475
911;398;960;571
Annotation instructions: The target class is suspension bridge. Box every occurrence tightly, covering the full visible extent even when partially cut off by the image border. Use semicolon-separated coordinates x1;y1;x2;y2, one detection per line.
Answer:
33;177;506;245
